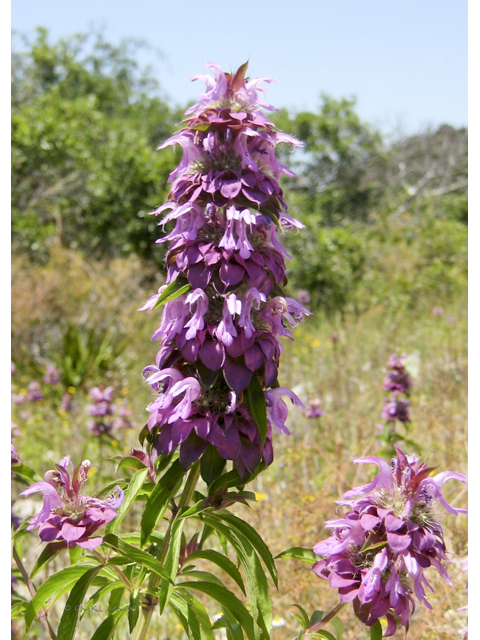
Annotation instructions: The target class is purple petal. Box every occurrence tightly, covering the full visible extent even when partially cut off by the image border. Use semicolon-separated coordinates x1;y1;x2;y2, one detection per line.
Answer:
199;340;225;371
223;357;252;393
342;457;394;498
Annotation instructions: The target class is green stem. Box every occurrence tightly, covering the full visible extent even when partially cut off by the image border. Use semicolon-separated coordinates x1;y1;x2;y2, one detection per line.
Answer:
133;461;201;640
304;602;346;636
13;546;57;640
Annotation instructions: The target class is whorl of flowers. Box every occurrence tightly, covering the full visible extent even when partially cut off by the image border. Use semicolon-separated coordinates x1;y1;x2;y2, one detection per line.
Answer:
20;456;124;550
381;353;412;424
312;447;467;636
87;386;116;435
141;63;308;477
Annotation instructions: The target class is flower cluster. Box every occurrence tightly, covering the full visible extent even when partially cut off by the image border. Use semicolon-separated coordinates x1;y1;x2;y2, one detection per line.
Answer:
142;63;307;476
87;386;115;435
380;353;412;425
21;456;124;549
312;447;467;636
87;387;135;435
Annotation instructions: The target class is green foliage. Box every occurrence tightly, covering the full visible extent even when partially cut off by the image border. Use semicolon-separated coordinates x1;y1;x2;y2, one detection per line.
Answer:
12;28;180;263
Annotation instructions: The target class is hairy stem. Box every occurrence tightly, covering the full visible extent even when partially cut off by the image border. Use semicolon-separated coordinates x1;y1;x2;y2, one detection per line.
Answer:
133;461;201;640
13;546;57;640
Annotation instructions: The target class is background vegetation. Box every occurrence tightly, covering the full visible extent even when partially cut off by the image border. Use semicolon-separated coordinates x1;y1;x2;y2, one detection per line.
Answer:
12;29;467;639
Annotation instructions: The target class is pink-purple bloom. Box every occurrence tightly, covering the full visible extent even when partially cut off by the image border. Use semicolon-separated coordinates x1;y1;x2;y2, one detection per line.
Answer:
312;447;467;636
21;456;123;549
43;364;60;385
87;386;115;435
141;63;307;477
27;381;43;402
306;399;324;418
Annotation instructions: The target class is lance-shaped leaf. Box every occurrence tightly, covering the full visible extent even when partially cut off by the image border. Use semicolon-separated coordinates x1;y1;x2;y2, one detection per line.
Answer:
177;581;256;640
159;518;185;613
102;534;172;582
25;564;98;629
153;279;191;310
106;467;149;535
186;549;246;594
90;608;126;640
11;463;42;484
201;444;227;485
128;587;140;632
140;459;184;546
370;620;383;640
30;542;66;578
204;511;278;587
275;547;320;564
245;375;268;445
198;514;271;639
168;593;202;640
56;566;102;640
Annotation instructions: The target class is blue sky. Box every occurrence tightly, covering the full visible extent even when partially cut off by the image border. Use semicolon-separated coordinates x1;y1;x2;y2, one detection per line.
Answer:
11;0;468;131
11;0;467;133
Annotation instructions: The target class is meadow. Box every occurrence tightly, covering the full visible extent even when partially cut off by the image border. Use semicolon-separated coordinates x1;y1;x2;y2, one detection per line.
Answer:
11;32;467;640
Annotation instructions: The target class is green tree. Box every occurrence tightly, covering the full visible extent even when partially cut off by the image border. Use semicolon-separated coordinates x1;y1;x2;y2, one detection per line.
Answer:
12;28;182;264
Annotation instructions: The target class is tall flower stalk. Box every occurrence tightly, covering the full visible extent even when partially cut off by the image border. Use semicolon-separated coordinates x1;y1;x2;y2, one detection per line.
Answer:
141;62;308;480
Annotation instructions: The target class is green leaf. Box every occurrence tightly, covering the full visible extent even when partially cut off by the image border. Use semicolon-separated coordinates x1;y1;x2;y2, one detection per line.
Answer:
87;581;124;609
30;542;65;579
108;587;125;610
312;631;337;640
170;591;215;640
91;608;126;640
291;604;310;629
128;587;140;632
159;517;185;613
106;467;149;535
199;514;272;638
370;620;383;640
115;456;148;473
169;593;202;640
102;534;172;582
275;547;320;564
328;617;344;639
177;581;255;640
140;459;184;546
11;463;42;483
245;375;268;445
205;511;278;587
201;445;227;485
153;280;191;310
69;545;82;565
187;549;246;594
309;610;325;626
25;564;97;629
56;566;102;640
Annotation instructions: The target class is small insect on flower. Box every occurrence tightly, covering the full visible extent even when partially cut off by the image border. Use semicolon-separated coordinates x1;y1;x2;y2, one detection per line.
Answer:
21;456;124;549
312;447;467;636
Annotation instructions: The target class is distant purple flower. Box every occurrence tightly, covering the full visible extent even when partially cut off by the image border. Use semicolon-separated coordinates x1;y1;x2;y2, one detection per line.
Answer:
61;393;73;413
381;398;410;423
297;290;310;306
27;381;43;402
312;447;467;636
43;364;60;385
306;399;324;418
12;393;25;406
113;404;135;430
11;423;21;438
87;386;115;435
432;307;444;316
11;443;20;465
11;362;15;376
20;457;123;550
330;332;339;344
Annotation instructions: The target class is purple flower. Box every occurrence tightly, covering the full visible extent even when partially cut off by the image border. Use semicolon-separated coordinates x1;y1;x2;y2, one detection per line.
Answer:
43;364;60;385
140;63;308;476
61;393;73;412
312;447;467;636
12;393;25;406
27;381;43;402
113;404;135;430
297;289;310;305
87;386;115;435
20;457;124;549
306;399;324;418
381;398;410;423
11;443;20;465
11;423;21;438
